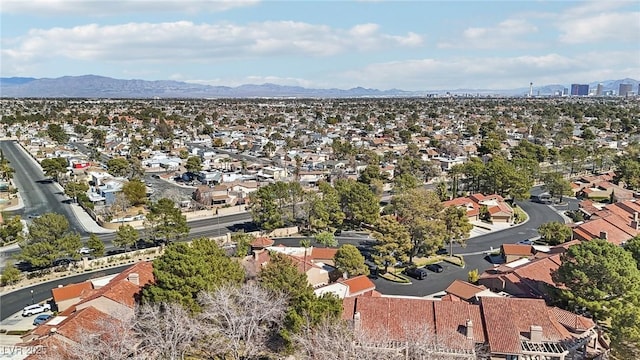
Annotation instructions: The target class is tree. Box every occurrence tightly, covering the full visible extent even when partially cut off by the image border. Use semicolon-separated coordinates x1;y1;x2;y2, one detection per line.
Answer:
144;198;189;244
114;224;139;250
624;236;640;267
542;172;572;203
46;123;69;144
122;179;147;206
185;156;202;174
537;221;572;245
392;188;445;262
308;182;345;232
86;233;105;257
18;213;82;268
197;283;287;360
249;185;285;231
393;172;419;193
335;179;380;226
334;244;369;277
0;215;24;245
372;215;412;272
443;206;473;256
609;298;640;359
143;238;245;311
467;269;480;284
315;231;338;247
135;302;202;360
106;158;130;177
231;231;255;257
559;145;588;177
259;252;342;348
1;263;21;286
40;157;68;181
64;181;89;203
553;239;640;319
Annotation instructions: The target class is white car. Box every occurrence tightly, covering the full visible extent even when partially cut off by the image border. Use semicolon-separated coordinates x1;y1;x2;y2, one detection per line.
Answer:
22;303;51;317
78;247;93;254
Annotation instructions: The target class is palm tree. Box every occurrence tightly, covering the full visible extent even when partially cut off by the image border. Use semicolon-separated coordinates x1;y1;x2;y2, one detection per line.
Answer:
300;239;311;272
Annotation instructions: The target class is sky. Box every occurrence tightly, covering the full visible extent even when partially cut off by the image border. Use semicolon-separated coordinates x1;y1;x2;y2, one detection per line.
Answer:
1;0;639;91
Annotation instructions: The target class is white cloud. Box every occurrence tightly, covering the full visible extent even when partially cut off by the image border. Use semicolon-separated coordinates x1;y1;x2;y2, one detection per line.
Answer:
334;52;640;90
557;11;640;44
0;20;423;68
438;18;538;49
0;0;259;15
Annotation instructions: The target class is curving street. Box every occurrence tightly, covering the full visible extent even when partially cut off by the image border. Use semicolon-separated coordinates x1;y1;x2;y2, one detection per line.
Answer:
371;199;565;296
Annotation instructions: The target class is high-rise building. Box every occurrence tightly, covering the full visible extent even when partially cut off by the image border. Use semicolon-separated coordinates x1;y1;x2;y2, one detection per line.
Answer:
570;84;589;96
619;83;633;97
596;84;603;96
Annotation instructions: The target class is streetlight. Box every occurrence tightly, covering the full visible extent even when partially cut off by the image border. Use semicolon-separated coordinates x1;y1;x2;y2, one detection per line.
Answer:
30;290;34;305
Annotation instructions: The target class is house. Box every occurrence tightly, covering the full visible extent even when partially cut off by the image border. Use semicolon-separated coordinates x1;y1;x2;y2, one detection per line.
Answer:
51;281;93;312
478;254;563;300
20;262;154;352
314;275;378;299
500;244;535;263
443;193;514;224
342;295;599;360
572;200;640;245
444;279;499;303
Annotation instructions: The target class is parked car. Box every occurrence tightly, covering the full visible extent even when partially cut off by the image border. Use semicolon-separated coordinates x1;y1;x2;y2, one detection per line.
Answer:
78;247;93;254
425;263;444;273
517;239;535;245
22;303;51;317
27;212;41;219
404;267;428;280
435;248;448;255
33;314;52;326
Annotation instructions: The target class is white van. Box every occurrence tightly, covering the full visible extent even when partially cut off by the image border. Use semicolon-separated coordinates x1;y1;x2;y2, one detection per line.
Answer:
22;303;51;317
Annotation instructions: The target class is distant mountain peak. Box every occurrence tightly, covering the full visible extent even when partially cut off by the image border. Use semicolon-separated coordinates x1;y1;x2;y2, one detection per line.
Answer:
0;75;637;98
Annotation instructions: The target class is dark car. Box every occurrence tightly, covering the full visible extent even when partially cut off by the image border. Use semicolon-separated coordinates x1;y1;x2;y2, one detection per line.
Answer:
425;263;444;273
435;248;448;255
404;267;428;280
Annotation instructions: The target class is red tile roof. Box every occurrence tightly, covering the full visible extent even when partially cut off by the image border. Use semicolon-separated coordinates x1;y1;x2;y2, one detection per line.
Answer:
51;281;93;303
310;247;338;260
445;279;488;301
338;275;376;296
501;244;534;256
481;297;573;355
251;236;274;248
76;261;154;309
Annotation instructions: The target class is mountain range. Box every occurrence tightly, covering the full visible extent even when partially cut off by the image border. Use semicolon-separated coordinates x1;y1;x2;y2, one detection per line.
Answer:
0;75;638;98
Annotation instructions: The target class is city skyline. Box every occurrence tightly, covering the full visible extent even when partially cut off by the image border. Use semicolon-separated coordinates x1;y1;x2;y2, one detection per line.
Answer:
1;0;639;91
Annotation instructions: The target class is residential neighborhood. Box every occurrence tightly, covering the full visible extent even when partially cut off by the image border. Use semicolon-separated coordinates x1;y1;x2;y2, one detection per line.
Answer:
0;95;639;359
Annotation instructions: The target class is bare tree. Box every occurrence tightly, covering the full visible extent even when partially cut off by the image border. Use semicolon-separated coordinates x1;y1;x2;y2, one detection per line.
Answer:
66;311;139;360
197;282;287;360
134;302;202;360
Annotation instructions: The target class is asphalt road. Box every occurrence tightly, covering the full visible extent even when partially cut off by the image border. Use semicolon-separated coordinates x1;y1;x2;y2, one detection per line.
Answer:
0;140;85;235
0;264;134;321
371;199;565;297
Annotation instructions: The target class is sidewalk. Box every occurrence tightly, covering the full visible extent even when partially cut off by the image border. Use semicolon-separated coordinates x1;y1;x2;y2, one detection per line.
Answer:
468;220;514;238
67;203;114;234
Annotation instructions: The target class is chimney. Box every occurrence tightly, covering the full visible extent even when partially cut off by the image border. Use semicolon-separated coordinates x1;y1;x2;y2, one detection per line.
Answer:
127;273;139;286
530;325;543;342
342;271;349;280
599;231;608;240
353;312;362;330
634;212;639;222
50;328;57;334
466;319;474;340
